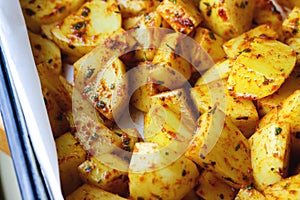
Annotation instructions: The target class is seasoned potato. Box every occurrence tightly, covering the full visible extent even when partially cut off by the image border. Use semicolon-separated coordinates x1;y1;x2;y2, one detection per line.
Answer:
235;186;265;200
223;24;279;58
129;142;199;200
185;108;253;188
286;37;300;64
199;0;255;40
276;0;300;9
66;184;127;200
253;0;284;41
20;0;85;32
55;132;86;196
78;156;129;197
257;66;300;116
150;33;192;89
264;174;300;200
192;27;226;63
194;58;234;85
196;170;237;200
282;7;300;39
28;31;62;74
249;122;290;191
156;0;203;34
117;0;160;18
227;38;296;100
51;0;122;58
191;79;259;137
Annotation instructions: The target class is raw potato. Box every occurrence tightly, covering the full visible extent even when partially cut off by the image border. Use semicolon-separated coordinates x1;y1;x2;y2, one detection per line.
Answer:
235;187;265;200
199;0;255;40
257;66;300;116
191;79;259;137
223;24;279;59
249;122;290;191
196;170;237;200
66;184;127;200
55;132;86;196
117;0;160;18
282;7;300;39
20;0;85;32
264;174;300;200
129;142;199;200
192;27;227;63
78;156;129;197
51;0;122;58
156;0;203;34
185;108;253;188
28;31;62;74
227;38;296;100
150;33;192;89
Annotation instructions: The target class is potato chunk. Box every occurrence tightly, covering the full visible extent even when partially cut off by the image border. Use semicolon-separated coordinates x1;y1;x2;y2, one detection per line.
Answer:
199;0;255;39
227;38;296;100
55;132;86;196
235;186;265;200
51;0;122;58
249;123;290;190
129;142;199;200
156;0;203;34
282;7;300;39
185;108;253;188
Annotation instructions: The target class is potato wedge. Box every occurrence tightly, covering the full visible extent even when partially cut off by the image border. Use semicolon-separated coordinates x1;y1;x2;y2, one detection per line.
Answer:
227;38;296;100
28;31;62;74
55;132;86;196
282;7;300;39
66;184;127;200
249;122;290;191
185;108;253;188
129;142;199;200
286;37;300;64
20;0;85;32
223;24;279;59
235;186;265;200
264;174;300;200
192;27;226;63
191;79;258;137
78;156;129;197
117;0;160;18
156;0;203;34
199;0;255;39
196;170;237;200
51;0;122;58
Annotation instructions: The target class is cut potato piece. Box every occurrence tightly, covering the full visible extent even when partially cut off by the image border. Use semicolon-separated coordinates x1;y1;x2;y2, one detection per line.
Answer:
223;24;279;58
78;156;129;197
264;174;300;200
191;79;258;137
276;0;300;9
150;33;192;89
199;0;254;40
117;0;160;18
249;122;290;191
235;186;265;200
196;170;237;200
282;7;300;39
156;0;203;34
257;66;300;116
194;58;234;86
129;142;199;200
286;37;300;64
28;31;62;74
227;38;296;100
55;132;86;196
192;27;226;63
66;184;127;200
51;0;122;58
20;0;85;32
185;108;253;188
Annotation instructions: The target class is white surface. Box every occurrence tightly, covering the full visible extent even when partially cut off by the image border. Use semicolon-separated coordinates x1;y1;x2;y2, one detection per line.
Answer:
0;1;63;199
0;152;22;200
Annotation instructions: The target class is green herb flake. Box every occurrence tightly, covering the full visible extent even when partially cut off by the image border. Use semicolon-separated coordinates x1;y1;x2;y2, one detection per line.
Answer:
245;185;253;190
282;182;290;189
85;68;95;79
219;193;224;199
239;1;246;8
172;0;177;4
208;106;217;115
182;169;187;177
235;143;240;151
239;48;251;54
110;83;115;89
85;166;92;173
96;100;106;109
209;31;216;40
73;21;86;30
275;127;282;136
203;2;210;6
83;86;93;94
81;6;90;17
